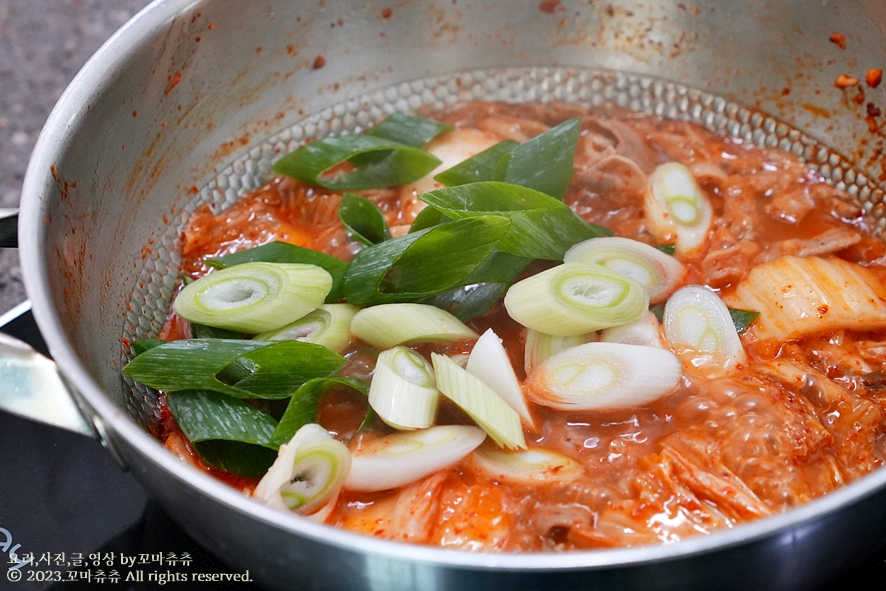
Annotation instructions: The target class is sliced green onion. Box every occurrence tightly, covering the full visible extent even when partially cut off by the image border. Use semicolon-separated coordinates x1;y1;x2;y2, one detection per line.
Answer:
339;193;392;246
123;339;345;400
365;111;453;147
501;118;580;200
466;329;533;426
470;444;585;484
504;262;648;337
190;323;245;340
564;236;686;303
369;347;439;430
173;262;332;333
433;139;519;187
524;329;596;376
350;303;477;350
254;303;358;353
166;389;278;477
431;353;526;450
344;425;486;492
408;206;448;233
419;181;611;261
254;423;351;518
273;134;441;191
663;285;747;371
131;338;165;356
525;342;682;411
342;216;511;306
272;377;368;447
599;310;663;348
421;250;532;321
205;241;348;304
645;162;713;257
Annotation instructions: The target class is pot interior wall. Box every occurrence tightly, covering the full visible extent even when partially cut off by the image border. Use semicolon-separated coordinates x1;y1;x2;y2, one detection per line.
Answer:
28;0;886;427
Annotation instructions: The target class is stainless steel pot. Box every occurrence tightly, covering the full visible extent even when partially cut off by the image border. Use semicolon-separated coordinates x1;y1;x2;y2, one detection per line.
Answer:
12;1;886;589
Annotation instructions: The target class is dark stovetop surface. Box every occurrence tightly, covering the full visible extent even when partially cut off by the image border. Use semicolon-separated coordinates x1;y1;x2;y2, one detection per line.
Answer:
2;308;886;591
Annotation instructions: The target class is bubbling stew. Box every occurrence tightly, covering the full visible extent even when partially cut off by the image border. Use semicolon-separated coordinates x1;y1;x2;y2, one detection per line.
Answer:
124;101;886;551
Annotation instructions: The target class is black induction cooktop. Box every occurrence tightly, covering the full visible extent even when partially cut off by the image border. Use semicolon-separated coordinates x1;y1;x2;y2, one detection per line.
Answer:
1;306;885;591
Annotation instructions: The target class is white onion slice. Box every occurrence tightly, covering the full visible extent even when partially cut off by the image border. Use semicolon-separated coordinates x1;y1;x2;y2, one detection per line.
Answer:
526;342;682;411
466;329;534;426
664;285;747;371
470;444;585;484
345;425;486;492
564;236;686;303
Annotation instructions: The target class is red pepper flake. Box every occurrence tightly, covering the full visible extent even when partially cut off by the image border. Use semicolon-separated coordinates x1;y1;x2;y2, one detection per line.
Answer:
854;88;866;105
781;87;791;96
208;22;215;29
313;55;326;69
382;7;393;19
195;36;201;42
867;103;881;118
132;110;138;117
818;305;829;316
165;71;182;95
539;0;560;13
188;185;199;195
866;68;883;88
829;32;846;49
835;73;859;89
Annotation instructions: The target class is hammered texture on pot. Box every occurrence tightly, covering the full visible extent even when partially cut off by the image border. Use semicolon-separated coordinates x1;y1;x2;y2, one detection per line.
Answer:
120;66;886;430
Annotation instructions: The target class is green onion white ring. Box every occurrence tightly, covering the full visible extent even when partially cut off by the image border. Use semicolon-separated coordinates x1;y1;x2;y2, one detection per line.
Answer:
254;423;351;518
369;347;440;430
504;262;648;337
564;236;686;303
599;310;663;348
526;342;682;411
524;329;596;375
345;425;486;492
254;303;359;353
645;162;713;257
664;285;747;371
470;444;585;484
466;329;534;426
174;262;332;333
350;303;477;349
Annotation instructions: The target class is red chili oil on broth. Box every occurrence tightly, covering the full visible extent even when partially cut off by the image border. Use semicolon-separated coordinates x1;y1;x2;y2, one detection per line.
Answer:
159;101;886;551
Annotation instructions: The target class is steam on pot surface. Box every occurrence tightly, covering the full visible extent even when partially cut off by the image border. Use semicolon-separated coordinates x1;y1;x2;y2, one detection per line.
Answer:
122;96;886;551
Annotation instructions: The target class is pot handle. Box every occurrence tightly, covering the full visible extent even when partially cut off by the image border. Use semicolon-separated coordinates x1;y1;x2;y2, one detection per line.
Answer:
0;329;96;437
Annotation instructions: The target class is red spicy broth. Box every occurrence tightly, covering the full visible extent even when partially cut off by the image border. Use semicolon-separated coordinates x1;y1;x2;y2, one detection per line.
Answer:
156;101;886;551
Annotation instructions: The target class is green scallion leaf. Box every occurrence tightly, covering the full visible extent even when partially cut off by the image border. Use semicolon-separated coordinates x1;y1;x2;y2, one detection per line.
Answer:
190;323;245;339
123;339;345;400
728;307;760;334
421;250;532;321
339;193;391;246
502;118;580;200
365;112;453;148
433;140;519;187
408;206;449;233
656;243;677;255
131;338;165;356
205;241;348;303
166;389;278;476
420;181;610;260
342;216;511;305
271;377;368;447
273;135;441;191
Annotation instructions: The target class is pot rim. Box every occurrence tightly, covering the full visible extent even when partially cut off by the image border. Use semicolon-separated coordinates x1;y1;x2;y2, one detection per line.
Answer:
19;0;886;573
